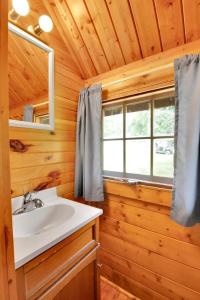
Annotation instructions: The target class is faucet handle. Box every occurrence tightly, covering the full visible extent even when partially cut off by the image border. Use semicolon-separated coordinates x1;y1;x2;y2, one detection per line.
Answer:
23;191;37;203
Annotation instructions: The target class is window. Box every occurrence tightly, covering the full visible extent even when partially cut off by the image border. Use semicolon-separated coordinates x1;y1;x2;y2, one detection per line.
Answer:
34;114;49;124
102;94;175;184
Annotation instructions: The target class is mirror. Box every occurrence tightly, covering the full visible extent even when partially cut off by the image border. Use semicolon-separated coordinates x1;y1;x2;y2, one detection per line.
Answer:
8;23;54;130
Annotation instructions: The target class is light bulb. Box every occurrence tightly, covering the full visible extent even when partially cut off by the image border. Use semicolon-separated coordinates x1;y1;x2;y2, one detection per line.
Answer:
27;25;34;33
38;15;53;33
12;0;30;16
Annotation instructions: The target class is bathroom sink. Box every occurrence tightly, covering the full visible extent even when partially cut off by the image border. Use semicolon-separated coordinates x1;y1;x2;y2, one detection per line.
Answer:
13;204;75;238
12;188;103;268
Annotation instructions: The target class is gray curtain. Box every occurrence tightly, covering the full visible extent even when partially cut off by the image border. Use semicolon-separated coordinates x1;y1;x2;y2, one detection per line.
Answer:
74;84;104;202
171;54;200;226
23;105;34;122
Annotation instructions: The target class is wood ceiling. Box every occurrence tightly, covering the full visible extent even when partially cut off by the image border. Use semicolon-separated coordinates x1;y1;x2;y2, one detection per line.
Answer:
9;0;200;80
44;0;200;79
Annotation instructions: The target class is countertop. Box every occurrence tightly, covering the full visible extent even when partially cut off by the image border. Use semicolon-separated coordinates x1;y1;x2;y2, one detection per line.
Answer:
12;188;103;269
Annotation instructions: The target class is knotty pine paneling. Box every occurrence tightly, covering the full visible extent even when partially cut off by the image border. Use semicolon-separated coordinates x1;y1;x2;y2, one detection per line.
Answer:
83;40;200;299
10;43;83;198
101;276;140;300
94;181;200;300
85;39;200;101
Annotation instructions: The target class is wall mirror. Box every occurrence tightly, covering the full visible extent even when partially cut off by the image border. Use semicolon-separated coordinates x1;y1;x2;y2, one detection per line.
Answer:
8;23;54;130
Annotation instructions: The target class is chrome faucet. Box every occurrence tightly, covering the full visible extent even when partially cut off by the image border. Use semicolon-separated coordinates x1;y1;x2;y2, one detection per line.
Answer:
13;191;44;215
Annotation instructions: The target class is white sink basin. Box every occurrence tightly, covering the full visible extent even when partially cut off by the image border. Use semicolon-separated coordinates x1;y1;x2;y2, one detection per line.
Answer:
13;204;75;238
12;188;103;268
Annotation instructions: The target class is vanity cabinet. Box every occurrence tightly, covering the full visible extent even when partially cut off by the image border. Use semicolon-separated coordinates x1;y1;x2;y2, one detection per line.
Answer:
16;219;100;300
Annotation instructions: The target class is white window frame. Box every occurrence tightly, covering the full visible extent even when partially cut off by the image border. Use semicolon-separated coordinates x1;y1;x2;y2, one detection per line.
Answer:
102;93;175;185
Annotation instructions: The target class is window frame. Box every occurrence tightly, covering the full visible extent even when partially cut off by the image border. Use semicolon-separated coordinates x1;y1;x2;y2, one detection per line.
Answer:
102;95;175;185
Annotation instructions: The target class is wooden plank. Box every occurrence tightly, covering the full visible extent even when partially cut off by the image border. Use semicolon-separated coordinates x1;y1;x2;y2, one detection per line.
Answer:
55;73;83;92
55;97;78;112
9;129;76;142
16;268;26;300
101;249;200;300
101;216;200;271
182;0;200;42
11;162;74;184
85;0;125;69
100;232;200;293
10;140;75;155
85;39;200;88
104;193;170;215
11;175;74;198
101;276;139;300
55;108;77;122
102;67;174;100
100;250;200;300
55;83;79;101
129;0;162;57
56;183;75;198
67;0;110;74
10;152;75;169
97;180;200;299
100;196;200;246
105;0;142;64
154;0;185;50
101;264;168;300
39;0;86;78
44;0;97;78
54;119;76;131
61;192;74;200
10;140;75;153
0;2;18;299
104;181;172;207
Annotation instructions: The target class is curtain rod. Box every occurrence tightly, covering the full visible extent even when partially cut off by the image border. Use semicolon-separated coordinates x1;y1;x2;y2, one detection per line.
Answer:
33;101;48;108
101;62;174;89
102;86;175;106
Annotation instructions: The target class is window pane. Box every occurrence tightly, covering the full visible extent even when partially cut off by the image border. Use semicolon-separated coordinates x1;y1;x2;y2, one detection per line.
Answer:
126;101;150;138
103;140;123;172
154;97;175;136
153;139;174;177
103;106;123;139
126;140;150;175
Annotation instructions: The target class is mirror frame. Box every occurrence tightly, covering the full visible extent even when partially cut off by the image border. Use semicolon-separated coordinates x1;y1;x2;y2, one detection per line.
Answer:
8;22;54;131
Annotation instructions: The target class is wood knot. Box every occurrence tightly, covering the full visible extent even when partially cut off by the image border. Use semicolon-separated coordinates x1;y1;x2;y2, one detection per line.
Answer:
48;170;60;179
10;139;31;153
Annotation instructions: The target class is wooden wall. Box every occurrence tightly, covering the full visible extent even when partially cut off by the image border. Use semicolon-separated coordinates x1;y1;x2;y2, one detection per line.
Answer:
9;38;84;199
85;39;200;299
0;2;18;299
85;39;200;100
93;181;200;300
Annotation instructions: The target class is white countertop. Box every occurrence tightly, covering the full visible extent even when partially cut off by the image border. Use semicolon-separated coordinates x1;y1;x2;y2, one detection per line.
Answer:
12;188;103;269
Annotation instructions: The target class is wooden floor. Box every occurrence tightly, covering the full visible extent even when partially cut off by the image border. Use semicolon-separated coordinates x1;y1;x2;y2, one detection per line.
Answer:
101;277;140;300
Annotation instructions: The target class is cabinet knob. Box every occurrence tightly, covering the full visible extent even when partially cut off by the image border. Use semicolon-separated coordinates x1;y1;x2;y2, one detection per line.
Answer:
97;263;102;268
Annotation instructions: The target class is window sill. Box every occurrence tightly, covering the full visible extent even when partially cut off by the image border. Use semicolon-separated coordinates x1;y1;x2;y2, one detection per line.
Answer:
103;175;173;190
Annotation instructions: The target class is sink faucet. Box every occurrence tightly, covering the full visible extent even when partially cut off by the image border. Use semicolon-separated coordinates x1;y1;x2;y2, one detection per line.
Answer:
13;191;44;215
23;191;33;204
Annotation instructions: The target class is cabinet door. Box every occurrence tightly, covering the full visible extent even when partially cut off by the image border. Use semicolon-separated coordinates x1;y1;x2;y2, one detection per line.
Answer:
39;247;99;300
54;261;96;300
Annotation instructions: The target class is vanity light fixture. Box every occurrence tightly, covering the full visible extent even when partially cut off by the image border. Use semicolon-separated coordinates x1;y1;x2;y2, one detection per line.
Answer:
9;0;30;21
33;15;53;35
